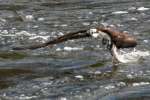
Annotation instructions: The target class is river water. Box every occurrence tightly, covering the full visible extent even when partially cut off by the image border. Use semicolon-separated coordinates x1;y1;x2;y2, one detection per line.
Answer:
0;0;150;100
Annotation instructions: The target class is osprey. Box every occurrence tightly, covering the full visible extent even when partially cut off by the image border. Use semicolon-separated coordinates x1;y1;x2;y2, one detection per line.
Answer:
13;26;137;64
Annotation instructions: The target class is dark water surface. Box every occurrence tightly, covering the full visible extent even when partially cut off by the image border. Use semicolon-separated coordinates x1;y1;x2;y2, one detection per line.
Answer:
0;0;150;100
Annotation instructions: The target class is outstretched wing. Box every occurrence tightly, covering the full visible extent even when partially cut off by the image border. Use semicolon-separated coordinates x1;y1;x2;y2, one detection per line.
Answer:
12;29;90;50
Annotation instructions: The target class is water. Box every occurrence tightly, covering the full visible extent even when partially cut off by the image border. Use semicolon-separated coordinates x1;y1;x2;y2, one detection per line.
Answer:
0;0;150;100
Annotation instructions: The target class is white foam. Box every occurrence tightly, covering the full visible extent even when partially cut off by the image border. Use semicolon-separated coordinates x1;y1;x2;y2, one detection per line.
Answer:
0;34;16;37
128;7;136;10
38;31;48;35
88;11;93;15
25;15;34;21
60;24;68;27
132;82;150;86
101;22;109;27
0;17;6;22
112;45;150;63
82;22;90;26
105;85;115;90
15;31;50;42
112;11;128;14
29;35;50;40
1;30;8;34
56;48;62;51
117;82;126;87
137;7;149;11
18;94;37;99
94;71;102;75
16;31;35;36
127;74;134;79
75;75;84;79
63;46;83;51
143;40;149;43
60;97;67;100
130;17;138;21
37;17;45;21
58;32;64;36
33;25;39;28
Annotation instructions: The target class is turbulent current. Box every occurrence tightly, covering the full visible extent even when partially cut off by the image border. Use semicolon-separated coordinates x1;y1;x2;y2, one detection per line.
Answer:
0;0;150;100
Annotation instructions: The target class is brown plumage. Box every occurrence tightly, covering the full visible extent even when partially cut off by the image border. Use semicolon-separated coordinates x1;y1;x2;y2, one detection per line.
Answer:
97;27;137;49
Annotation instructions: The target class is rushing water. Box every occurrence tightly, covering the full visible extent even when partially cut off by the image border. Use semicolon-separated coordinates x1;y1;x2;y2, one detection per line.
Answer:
0;0;150;100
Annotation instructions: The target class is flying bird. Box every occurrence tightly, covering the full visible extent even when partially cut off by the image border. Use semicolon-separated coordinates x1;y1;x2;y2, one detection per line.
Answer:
13;26;137;64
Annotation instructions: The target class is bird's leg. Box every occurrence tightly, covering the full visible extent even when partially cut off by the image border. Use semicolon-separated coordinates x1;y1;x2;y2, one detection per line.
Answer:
111;44;120;65
112;54;119;65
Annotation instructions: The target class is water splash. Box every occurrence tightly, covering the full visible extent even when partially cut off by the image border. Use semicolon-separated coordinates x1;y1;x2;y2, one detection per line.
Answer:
137;7;149;11
113;45;150;63
112;11;128;14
